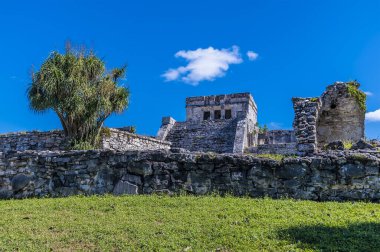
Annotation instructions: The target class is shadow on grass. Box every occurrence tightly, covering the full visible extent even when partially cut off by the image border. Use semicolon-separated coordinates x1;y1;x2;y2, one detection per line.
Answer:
279;222;380;252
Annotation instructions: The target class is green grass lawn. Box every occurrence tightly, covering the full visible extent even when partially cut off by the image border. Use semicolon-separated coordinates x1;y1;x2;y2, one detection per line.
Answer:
0;195;379;251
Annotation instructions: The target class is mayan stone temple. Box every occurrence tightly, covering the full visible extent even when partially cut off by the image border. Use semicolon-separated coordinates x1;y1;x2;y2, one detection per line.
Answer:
157;93;258;153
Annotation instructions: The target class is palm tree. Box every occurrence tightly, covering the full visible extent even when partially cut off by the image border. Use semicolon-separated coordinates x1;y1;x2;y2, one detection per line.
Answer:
28;44;129;148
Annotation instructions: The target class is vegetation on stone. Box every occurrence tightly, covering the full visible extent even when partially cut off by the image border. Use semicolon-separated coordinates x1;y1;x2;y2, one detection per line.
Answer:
347;81;367;112
255;153;288;161
27;43;129;149
343;140;354;150
0;195;379;251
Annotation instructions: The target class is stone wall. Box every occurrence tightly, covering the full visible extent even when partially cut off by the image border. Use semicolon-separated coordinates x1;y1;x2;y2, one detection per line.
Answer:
0;129;171;153
0;131;68;152
102;128;171;151
247;143;297;155
1;149;380;201
258;130;296;145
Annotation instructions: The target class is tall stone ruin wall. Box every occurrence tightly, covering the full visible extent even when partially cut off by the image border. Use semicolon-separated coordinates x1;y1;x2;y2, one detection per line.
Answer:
1;149;379;201
316;83;365;147
292;82;365;155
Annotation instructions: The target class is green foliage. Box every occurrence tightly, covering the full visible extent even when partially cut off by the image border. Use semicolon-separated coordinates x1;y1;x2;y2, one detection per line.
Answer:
309;97;319;102
349;153;371;162
255;154;286;161
343;140;353;150
101;127;112;138
347;81;367;112
0;195;379;251
257;123;268;134
27;43;130;148
71;140;97;150
128;126;136;134
254;154;297;162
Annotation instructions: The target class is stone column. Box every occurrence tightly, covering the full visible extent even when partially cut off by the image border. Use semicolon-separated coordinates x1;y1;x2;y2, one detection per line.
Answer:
292;98;321;156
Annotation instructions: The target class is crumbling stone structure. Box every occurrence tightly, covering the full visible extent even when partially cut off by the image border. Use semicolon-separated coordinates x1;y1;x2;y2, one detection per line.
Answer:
157;93;258;153
293;82;366;155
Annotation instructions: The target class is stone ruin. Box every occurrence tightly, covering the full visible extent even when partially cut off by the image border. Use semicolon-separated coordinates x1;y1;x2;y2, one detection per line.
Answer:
293;81;366;155
157;81;366;156
157;93;259;153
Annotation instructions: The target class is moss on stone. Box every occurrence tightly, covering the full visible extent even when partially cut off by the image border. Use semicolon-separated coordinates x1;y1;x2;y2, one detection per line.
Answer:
309;97;319;102
347;81;366;112
343;140;353;150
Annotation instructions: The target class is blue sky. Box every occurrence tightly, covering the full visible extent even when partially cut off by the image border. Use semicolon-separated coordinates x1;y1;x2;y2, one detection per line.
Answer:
1;0;380;138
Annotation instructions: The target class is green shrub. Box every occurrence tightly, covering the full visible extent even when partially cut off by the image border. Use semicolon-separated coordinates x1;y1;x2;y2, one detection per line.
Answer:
101;127;112;138
71;140;96;150
255;154;285;161
343;140;353;150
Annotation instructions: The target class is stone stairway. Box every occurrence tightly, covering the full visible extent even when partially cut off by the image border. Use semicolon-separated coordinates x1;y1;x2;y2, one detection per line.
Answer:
165;119;239;153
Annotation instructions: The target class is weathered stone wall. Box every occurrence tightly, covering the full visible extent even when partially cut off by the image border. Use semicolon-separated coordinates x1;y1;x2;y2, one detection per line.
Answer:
102;128;171;151
0;131;69;152
258;130;296;145
0;129;171;153
1;149;380;201
248;143;297;155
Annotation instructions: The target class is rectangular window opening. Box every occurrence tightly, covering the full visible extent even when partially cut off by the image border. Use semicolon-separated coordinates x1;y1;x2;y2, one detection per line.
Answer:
225;109;232;119
214;110;221;120
203;111;211;120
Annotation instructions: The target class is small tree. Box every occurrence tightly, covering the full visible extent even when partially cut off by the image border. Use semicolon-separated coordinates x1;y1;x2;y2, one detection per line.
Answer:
28;45;129;148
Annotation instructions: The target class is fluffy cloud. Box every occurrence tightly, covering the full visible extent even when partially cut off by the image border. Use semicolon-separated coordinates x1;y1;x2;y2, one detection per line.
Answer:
247;51;259;61
364;91;373;96
366;109;380;122
162;46;243;85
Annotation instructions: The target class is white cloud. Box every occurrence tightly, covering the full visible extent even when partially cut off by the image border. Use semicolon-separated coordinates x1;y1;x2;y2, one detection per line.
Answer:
162;46;243;85
247;51;259;61
366;109;380;122
364;91;373;96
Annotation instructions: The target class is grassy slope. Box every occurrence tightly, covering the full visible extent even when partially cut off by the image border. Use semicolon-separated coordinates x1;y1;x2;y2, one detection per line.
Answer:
0;196;379;251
